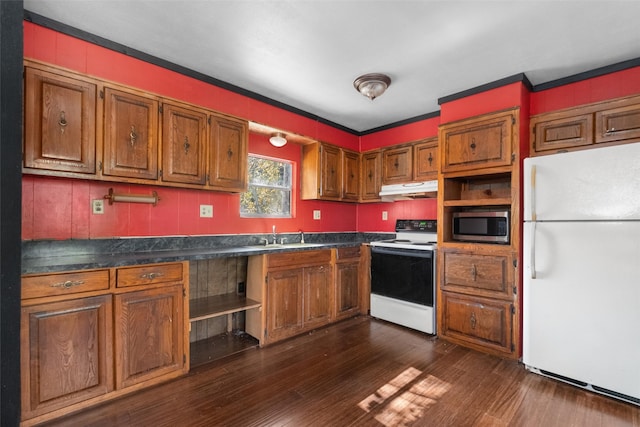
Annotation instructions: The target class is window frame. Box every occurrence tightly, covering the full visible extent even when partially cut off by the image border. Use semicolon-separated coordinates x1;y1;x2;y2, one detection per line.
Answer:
240;153;293;219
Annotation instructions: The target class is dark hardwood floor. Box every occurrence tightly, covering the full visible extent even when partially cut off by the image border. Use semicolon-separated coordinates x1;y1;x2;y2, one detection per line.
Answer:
41;316;640;427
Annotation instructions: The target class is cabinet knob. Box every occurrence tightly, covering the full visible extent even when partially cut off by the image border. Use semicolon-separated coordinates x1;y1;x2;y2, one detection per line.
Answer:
130;125;138;146
140;272;163;280
470;138;476;151
51;280;84;289
471;264;478;281
58;111;67;133
183;137;190;154
428;152;433;166
227;147;233;159
470;312;477;329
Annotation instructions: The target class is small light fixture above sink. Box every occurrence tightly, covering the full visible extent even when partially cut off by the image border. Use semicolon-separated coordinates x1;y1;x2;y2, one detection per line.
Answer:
269;132;287;147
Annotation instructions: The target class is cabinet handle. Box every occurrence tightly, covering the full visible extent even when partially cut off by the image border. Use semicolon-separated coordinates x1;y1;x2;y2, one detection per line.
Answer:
428;152;433;166
58;111;67;133
51;280;84;289
605;127;616;134
227;147;233;159
530;221;537;280
470;137;476;151
471;264;477;281
183;137;190;154
140;272;164;280
368;171;373;181
470;312;477;329
130;125;138;146
394;159;399;170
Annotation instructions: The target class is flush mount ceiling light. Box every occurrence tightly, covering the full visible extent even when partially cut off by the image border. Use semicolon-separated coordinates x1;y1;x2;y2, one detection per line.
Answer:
269;132;287;147
353;73;391;100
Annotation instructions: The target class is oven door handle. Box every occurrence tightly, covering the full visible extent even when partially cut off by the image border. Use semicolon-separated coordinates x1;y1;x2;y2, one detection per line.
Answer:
371;246;434;259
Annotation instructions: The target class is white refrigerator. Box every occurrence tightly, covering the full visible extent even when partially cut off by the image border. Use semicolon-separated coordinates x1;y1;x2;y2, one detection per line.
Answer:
523;142;640;405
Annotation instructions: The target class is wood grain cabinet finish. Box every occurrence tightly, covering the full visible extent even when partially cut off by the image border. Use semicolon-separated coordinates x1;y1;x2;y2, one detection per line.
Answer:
342;149;360;201
302;265;333;329
161;101;208;185
382;144;412;184
530;112;593;153
359;150;382;202
24;66;97;175
114;284;185;389
413;137;439;180
441;251;514;300
208;113;248;192
103;85;159;180
595;102;640;144
440;111;514;173
20;295;113;421
334;246;361;321
265;268;305;343
319;144;342;199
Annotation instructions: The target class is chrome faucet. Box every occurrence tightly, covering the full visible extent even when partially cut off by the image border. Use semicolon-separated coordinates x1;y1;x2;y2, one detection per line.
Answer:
299;230;305;244
272;225;277;245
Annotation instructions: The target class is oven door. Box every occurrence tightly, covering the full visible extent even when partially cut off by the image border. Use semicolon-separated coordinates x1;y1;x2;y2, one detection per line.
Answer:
370;246;434;307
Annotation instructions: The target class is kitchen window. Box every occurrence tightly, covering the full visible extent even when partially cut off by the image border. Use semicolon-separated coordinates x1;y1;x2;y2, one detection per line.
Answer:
240;155;292;218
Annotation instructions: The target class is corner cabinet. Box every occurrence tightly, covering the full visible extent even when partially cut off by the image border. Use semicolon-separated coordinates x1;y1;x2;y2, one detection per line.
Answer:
437;108;521;360
20;262;189;426
301;142;359;202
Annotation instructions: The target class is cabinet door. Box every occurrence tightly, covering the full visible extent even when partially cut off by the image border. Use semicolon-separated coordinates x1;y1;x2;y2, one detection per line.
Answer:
209;114;248;191
382;145;412;184
342;149;360;201
320;144;342;199
103;86;159;179
303;264;332;329
413;138;438;180
441;111;514;173
266;268;304;343
360;150;382;201
114;285;184;389
531;113;593;153
21;296;113;420
24;66;97;174
335;260;360;321
595;102;640;144
441;292;513;355
161;102;207;185
441;251;514;300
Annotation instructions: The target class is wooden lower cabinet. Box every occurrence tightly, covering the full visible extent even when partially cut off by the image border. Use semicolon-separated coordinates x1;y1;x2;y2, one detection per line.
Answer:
334;246;361;321
303;265;333;329
114;284;186;389
20;295;113;421
20;262;188;426
265;268;305;342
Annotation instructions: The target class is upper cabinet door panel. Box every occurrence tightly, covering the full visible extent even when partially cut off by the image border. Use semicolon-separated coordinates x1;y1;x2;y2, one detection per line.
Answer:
161;102;207;185
382;145;412;184
595;102;640;144
360;150;382;201
342;149;360;201
413;138;438;180
103;86;159;180
209;114;247;191
441;111;514;173
24;66;97;174
531;113;593;153
320;144;342;199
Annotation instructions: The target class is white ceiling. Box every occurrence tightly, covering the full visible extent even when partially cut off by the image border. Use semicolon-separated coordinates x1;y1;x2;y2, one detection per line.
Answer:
24;0;640;133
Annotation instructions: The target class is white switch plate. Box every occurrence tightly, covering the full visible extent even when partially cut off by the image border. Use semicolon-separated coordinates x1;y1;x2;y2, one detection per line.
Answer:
92;199;104;214
200;205;213;218
313;210;321;220
382;211;388;221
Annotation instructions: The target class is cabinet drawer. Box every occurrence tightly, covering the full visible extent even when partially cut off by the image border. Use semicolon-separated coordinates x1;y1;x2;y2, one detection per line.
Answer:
22;269;110;300
267;250;331;269
116;263;184;288
531;113;593;152
336;246;361;260
441;292;513;354
442;251;513;298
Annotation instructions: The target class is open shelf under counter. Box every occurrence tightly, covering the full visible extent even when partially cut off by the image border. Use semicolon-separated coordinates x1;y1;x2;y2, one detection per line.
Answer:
189;293;261;322
190;332;259;368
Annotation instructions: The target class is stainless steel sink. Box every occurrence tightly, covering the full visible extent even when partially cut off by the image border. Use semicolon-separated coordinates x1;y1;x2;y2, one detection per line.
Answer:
245;243;324;250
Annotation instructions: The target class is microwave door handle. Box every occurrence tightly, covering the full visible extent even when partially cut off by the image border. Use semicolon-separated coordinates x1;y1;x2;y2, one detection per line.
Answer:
530;165;537;221
530;222;537;279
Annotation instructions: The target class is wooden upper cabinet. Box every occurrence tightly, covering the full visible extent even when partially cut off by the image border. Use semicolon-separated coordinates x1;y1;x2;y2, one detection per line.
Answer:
413;137;438;180
103;86;159;180
595;101;640;144
360;150;382;202
161;102;207;185
440;110;515;173
320;144;342;199
531;112;593;153
24;66;97;175
342;149;360;201
382;144;412;184
208;114;248;191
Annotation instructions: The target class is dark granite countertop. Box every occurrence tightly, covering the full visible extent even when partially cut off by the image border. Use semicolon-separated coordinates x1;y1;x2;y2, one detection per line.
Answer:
22;232;392;275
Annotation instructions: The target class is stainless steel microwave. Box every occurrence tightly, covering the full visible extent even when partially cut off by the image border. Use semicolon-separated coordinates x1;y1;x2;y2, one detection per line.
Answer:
452;210;510;244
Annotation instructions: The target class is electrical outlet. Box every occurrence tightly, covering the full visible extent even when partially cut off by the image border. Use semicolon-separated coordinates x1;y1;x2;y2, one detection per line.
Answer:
92;199;104;214
382;211;388;221
200;205;213;218
313;210;321;220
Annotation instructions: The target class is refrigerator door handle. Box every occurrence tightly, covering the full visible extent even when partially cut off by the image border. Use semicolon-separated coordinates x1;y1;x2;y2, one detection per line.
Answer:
530;165;537;221
530;221;537;279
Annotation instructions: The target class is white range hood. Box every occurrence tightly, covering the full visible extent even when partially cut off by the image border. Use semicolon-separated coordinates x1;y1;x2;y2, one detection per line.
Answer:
379;180;438;202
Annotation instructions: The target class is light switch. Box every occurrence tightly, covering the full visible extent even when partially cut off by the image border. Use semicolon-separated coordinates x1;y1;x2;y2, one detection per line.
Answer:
313;210;321;220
